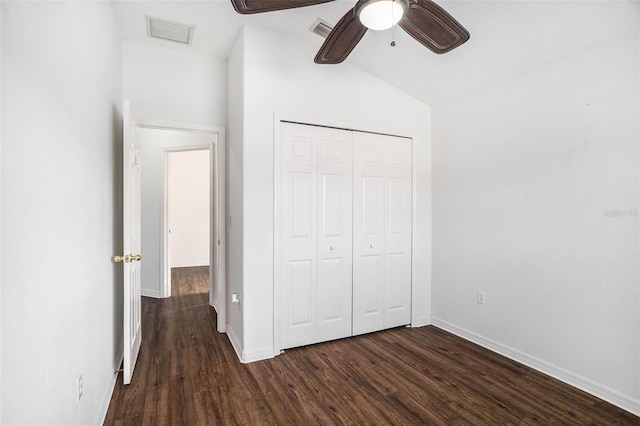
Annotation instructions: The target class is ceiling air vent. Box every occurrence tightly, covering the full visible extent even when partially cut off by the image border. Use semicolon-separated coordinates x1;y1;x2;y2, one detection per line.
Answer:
310;19;333;39
146;16;195;45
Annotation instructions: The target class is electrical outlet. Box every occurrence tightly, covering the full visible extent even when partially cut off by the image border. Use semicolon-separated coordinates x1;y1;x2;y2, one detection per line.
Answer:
77;374;83;402
477;290;486;305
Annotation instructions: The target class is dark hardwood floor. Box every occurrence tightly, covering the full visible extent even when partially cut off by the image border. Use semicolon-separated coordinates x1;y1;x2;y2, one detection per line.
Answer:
105;267;640;425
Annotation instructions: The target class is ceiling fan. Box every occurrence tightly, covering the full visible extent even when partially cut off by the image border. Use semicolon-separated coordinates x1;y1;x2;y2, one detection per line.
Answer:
230;0;470;64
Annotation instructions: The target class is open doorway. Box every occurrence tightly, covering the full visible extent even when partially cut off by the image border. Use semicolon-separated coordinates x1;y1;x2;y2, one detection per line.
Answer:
137;122;226;333
167;149;210;303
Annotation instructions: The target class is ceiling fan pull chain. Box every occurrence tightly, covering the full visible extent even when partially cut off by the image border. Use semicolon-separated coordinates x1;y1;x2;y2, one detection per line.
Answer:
391;0;397;47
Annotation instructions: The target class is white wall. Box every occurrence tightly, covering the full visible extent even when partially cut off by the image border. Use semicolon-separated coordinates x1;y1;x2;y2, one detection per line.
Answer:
226;29;245;352
1;2;123;424
432;11;640;415
139;128;216;298
123;40;227;125
168;150;210;268
227;25;432;362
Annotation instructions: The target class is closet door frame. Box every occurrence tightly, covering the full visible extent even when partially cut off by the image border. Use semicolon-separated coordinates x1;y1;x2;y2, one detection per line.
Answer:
273;114;418;355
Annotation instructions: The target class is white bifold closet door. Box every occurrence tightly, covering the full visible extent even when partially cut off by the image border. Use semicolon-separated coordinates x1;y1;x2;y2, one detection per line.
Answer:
279;122;353;350
352;131;412;335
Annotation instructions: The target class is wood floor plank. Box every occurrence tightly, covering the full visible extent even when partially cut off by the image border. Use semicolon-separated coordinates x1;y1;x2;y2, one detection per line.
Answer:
104;266;640;425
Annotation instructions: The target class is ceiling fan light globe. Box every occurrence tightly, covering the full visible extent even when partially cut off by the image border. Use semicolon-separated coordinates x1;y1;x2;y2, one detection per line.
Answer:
356;0;407;31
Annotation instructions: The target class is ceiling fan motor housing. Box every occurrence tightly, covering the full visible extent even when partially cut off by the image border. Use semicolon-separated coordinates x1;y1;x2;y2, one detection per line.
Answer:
354;0;410;31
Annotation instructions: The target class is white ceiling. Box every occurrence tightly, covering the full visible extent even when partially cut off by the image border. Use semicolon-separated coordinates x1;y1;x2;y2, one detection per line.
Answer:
113;0;639;105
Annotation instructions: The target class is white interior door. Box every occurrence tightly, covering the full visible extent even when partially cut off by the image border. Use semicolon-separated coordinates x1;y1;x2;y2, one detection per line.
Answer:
352;134;385;335
316;126;353;343
353;132;412;335
382;135;412;328
121;100;142;385
279;122;353;349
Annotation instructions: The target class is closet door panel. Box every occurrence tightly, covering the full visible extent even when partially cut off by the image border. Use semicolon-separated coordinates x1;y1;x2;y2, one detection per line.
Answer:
289;260;314;326
317;128;353;342
361;253;383;316
353;132;412;335
279;124;318;349
317;257;346;336
353;135;385;335
279;123;352;349
384;138;412;328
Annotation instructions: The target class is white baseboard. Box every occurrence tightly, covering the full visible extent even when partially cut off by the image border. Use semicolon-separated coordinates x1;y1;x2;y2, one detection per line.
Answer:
431;317;640;417
226;325;274;364
141;288;161;298
243;347;276;363
96;354;123;426
411;316;431;328
170;262;209;268
226;325;244;362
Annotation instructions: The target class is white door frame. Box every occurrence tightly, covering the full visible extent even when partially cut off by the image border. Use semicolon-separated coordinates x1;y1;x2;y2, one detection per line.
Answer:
138;119;227;333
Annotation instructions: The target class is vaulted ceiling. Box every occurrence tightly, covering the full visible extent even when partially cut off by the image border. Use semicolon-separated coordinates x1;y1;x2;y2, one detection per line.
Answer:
113;0;639;105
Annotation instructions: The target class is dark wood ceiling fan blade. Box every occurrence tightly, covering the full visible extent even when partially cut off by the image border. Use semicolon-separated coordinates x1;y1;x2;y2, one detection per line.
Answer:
315;8;367;64
230;0;335;14
398;0;469;54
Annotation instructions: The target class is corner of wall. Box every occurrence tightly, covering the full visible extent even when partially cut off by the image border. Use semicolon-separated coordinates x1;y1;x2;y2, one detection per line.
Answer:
226;323;244;362
226;23;246;359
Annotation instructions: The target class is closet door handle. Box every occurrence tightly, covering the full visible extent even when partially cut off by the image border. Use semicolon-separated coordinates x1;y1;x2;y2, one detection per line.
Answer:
330;245;335;251
369;244;374;248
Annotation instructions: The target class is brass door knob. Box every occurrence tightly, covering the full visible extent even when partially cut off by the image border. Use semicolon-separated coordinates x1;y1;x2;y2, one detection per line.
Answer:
113;254;141;263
